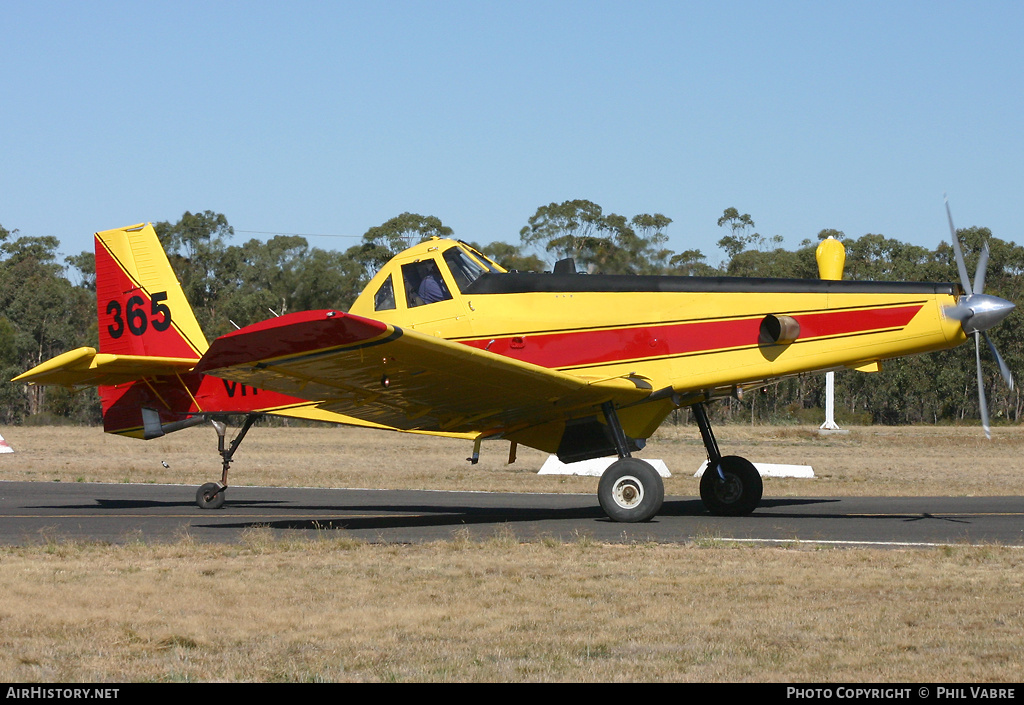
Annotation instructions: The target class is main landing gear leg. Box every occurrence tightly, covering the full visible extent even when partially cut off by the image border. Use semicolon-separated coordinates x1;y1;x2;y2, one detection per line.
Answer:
597;401;664;523
195;414;259;510
692;402;762;516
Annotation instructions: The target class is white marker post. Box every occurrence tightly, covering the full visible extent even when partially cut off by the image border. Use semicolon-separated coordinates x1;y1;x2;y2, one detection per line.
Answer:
816;237;848;435
820;371;841;431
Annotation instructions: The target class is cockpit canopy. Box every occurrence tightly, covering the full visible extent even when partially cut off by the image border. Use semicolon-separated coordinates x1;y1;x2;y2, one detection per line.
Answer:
351;239;505;318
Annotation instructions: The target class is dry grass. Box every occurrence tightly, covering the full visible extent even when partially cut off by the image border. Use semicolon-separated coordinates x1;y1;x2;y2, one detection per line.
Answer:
0;536;1022;682
1;423;1023;682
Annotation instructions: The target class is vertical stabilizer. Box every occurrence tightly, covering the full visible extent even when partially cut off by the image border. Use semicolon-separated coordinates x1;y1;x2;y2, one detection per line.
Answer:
94;223;209;359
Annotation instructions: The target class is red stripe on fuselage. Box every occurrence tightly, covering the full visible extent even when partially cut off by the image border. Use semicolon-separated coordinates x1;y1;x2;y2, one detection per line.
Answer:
460;304;925;369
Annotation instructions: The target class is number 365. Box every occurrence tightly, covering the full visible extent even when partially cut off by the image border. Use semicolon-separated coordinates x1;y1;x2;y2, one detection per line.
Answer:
106;291;172;338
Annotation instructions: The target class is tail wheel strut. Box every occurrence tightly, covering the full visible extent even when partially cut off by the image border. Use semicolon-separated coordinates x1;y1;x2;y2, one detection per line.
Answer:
195;414;259;510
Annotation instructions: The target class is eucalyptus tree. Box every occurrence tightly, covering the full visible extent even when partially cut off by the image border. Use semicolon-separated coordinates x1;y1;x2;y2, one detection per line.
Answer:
479;241;547;272
519;199;607;264
519;200;675;274
348;213;454;281
715;207;757;260
154;210;235;333
667;248;718;276
0;225;95;421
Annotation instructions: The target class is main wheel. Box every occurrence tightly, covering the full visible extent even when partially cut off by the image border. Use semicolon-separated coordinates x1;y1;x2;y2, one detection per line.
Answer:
598;458;665;523
700;455;762;516
196;482;226;510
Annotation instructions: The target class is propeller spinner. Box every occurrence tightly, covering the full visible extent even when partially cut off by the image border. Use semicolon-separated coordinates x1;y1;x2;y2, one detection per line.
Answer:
942;198;1016;438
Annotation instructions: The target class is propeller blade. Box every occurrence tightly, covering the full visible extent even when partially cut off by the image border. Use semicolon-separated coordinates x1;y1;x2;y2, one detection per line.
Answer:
984;331;1015;390
973;241;989;296
975;331;990;439
946;196;973;296
946;200;1013;438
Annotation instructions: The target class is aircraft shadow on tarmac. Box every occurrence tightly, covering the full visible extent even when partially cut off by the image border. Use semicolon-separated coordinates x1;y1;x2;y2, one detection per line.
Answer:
30;498;290;511
195;503;612;532
193;496;981;533
191;496;846;533
727;498;975;525
27;491;973;534
664;497;840;514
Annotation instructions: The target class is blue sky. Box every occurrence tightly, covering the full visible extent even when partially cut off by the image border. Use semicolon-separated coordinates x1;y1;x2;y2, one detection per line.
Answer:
2;1;1022;267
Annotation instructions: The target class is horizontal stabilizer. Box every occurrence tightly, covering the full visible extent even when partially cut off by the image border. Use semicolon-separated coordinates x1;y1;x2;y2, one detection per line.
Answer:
12;347;199;388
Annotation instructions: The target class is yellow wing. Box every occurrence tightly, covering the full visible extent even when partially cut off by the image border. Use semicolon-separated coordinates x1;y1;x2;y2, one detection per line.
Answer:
194;309;652;437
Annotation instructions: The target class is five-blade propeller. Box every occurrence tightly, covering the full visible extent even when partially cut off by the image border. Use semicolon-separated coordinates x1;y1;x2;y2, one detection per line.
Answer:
942;197;1016;438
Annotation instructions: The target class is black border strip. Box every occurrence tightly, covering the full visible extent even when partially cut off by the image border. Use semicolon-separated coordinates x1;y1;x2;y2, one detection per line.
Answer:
465;272;958;296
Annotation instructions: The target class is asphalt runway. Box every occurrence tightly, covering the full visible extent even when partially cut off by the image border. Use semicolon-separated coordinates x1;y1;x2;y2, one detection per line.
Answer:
2;480;1023;547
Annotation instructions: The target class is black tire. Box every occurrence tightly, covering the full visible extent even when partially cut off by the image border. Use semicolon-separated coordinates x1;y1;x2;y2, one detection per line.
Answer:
700;455;762;516
196;482;226;510
598;458;664;523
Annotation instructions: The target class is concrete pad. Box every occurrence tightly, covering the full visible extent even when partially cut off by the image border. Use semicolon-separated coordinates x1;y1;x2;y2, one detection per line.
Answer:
538;455;671;477
695;460;814;478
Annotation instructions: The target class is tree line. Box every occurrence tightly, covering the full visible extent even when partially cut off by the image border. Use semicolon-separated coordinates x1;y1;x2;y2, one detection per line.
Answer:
1;200;1021;428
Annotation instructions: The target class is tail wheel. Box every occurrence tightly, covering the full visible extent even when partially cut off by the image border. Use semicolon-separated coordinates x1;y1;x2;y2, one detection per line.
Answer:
196;482;226;510
700;455;762;516
598;458;664;523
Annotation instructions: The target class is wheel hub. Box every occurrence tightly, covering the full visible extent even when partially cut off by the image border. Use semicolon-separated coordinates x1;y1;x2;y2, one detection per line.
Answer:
611;475;644;509
714;474;743;504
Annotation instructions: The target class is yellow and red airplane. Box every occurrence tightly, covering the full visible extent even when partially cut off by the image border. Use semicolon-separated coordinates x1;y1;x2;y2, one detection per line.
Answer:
14;207;1015;522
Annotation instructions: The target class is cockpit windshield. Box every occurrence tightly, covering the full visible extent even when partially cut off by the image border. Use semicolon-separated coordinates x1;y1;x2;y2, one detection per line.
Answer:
443;246;493;292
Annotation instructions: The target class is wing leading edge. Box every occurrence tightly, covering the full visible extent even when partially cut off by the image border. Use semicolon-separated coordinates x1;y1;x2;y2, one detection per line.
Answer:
194;309;651;437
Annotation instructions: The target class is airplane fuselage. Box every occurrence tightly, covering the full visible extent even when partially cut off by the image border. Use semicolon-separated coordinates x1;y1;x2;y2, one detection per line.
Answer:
351;240;963;401
340;239;965;451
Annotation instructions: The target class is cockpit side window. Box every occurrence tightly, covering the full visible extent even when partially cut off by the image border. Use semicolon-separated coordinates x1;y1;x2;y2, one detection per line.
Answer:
443;246;490;293
373;274;396;311
402;260;453;307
